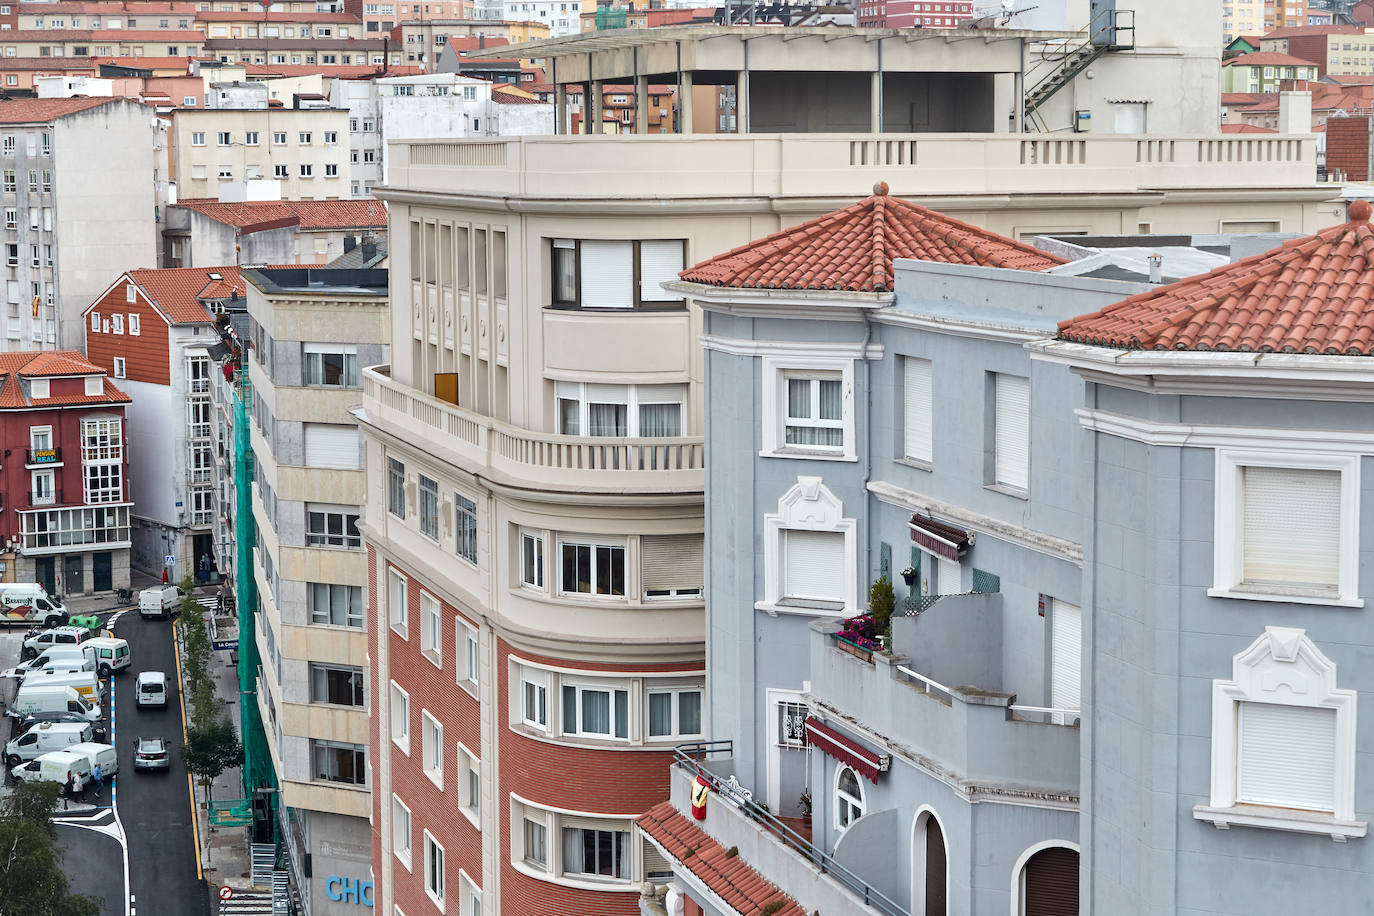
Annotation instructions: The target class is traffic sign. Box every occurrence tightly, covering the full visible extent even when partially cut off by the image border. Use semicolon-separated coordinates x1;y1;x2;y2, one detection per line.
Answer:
165;555;175;567
218;886;234;901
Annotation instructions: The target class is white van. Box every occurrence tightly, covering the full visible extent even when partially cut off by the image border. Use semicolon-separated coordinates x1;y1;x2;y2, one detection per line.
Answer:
0;584;69;629
12;748;92;793
136;671;168;708
139;585;185;620
21;625;92;660
84;637;131;677
24;669;101;706
4;722;92;767
10;684;100;723
66;742;118;778
9;645;95;678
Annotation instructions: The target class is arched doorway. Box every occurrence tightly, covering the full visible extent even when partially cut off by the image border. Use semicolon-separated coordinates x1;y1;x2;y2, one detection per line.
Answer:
1018;844;1079;916
912;808;947;916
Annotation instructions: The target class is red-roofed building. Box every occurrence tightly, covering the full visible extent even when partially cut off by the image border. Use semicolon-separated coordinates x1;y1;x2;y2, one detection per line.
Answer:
165;197;387;267
1260;24;1374;76
1221;52;1321;91
0;349;131;596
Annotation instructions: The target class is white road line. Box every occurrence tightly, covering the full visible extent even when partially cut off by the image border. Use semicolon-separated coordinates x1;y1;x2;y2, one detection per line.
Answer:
109;671;131;916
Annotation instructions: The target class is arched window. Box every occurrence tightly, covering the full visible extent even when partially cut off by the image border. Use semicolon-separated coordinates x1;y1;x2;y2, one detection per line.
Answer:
1014;843;1078;916
835;765;864;831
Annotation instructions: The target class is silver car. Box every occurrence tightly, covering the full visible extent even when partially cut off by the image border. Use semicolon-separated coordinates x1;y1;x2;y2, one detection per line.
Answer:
133;736;169;771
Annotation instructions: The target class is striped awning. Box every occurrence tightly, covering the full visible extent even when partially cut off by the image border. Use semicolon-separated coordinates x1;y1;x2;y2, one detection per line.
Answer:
805;717;889;783
909;515;973;563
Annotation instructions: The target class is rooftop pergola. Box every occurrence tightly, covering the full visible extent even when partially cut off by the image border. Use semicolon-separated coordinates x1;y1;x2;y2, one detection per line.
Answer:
463;25;1080;134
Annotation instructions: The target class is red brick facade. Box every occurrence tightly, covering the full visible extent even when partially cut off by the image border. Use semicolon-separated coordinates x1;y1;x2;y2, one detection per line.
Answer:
1327;116;1370;181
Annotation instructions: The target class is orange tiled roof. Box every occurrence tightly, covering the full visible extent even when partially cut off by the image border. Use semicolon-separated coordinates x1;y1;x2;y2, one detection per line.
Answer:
636;802;808;916
491;85;542;105
128;266;246;324
1222;123;1279;132
0;97;117;124
172;198;387;231
679;183;1066;292
1224;51;1322;68
0;350;129;410
1058;200;1374;354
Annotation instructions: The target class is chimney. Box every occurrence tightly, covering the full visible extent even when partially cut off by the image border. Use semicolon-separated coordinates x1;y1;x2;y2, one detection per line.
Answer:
1277;90;1312;135
1147;253;1163;284
362;240;378;261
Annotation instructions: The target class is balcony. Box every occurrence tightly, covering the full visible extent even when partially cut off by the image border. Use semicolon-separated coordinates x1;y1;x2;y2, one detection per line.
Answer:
27;488;62;508
26;447;61;467
808;592;1079;796
386;133;1319;204
362;365;703;495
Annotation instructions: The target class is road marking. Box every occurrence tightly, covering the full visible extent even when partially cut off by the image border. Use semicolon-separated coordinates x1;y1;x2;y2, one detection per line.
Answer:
110;675;131;916
173;621;205;882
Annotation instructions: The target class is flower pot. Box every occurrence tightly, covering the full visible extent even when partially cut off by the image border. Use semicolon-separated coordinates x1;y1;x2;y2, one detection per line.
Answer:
834;637;873;663
901;572;916;587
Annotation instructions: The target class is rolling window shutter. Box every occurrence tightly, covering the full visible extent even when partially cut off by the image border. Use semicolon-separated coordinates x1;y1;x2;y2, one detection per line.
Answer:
304;424;361;470
1242;466;1340;587
1050;600;1081;716
994;373;1029;489
1023;846;1079;916
639;240;684;302
643;838;673;879
641;534;703;592
904;357;932;463
579;240;633;308
1237;701;1336;812
783;530;844;602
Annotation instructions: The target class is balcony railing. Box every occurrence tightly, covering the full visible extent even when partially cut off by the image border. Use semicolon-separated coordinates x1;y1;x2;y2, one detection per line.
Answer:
364;365;703;493
27;489;61;507
673;742;906;916
26;447;61;465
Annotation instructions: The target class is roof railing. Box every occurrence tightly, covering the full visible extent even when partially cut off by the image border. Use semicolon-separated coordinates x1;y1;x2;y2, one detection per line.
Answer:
672;742;909;916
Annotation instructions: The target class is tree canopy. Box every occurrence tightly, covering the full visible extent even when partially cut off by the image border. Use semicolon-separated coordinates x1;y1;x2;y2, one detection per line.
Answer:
0;781;101;916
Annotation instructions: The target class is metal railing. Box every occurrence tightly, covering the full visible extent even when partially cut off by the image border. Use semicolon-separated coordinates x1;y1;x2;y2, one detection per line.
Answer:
27;488;61;507
673;742;908;916
894;664;955;704
1009;704;1081;726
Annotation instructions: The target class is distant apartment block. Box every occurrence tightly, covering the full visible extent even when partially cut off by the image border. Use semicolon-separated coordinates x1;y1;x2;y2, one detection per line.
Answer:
169;104;350;200
164;192;387;268
856;0;973;29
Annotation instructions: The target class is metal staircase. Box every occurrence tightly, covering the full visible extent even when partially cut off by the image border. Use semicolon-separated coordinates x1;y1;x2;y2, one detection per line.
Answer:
1023;8;1135;131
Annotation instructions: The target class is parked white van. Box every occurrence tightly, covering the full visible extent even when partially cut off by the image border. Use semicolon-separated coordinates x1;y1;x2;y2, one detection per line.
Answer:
11;748;92;793
4;722;92;767
136;671;168;708
23;669;101;705
139;585;185;620
9;646;95;678
0;584;68;629
84;637;131;677
10;684;100;722
21;625;92;660
66;742;118;778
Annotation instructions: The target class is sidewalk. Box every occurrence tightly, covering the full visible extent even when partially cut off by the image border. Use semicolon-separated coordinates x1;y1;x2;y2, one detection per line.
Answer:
60;569;163;617
178;586;255;891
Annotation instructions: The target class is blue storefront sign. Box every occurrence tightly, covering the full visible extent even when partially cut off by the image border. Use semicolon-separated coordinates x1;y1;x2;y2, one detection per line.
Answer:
325;876;374;907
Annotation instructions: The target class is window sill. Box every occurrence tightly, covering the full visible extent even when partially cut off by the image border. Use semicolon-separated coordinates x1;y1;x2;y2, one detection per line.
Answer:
394;850;412;873
424;769;443;791
755;599;849;618
460;805;480;829
509;859;640;894
423;649;442;671
424;887;445;913
1193;804;1367;841
984;482;1029;500
545;303;687;314
390;623;408;641
1206;585;1364;609
392;737;410;757
895;457;932;473
457;677;477;699
760;447;858;463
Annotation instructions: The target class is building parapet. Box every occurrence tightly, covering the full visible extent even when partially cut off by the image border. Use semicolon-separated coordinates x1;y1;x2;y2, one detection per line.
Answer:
383;133;1320;203
361;364;703;495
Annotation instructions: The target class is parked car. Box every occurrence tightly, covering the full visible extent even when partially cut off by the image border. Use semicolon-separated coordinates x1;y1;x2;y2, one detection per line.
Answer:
66;741;118;778
22;668;101;706
12;712;107;743
10;684;101;723
84;637;131;677
11;748;92;793
136;671;168;708
139;586;185;620
21;626;93;661
0;584;69;629
7;646;95;679
133;737;169;771
4;721;92;768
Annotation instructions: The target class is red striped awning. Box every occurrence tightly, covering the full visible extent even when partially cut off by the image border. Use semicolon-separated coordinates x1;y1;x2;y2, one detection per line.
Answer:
804;717;889;783
909;515;973;563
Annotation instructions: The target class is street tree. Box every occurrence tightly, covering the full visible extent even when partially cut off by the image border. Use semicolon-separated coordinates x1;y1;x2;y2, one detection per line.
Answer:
0;781;100;916
182;718;243;804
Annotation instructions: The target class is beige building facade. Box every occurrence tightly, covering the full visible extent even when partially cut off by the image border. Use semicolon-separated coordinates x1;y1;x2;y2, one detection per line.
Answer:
170;107;350;201
242;267;389;916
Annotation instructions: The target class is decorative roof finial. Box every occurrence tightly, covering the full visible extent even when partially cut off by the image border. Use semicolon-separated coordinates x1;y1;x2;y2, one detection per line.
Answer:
873;181;889;197
1349;199;1371;223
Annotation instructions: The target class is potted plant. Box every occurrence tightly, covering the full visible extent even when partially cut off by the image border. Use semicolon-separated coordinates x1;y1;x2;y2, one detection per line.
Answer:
900;566;916;587
870;575;895;648
798;790;813;818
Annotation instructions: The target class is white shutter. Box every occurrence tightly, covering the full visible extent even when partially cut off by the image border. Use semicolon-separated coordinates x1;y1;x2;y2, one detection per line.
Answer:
994;373;1029;489
1238;701;1336;812
1242;466;1340;587
936;556;960;595
783;530;844;602
638;239;684;302
1050;600;1081;722
641;534;703;592
304;424;361;470
903;357;932;463
579;240;633;308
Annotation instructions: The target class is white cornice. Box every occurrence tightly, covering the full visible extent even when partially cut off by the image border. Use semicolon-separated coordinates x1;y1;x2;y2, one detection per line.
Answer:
866;480;1083;566
699;333;884;360
1075;408;1374;453
669;279;893;320
873;308;1046;344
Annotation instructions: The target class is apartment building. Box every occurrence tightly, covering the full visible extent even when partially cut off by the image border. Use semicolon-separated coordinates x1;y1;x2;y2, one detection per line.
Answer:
80;266;244;584
1259;24;1373;76
0;350;131;596
169;105;350;201
396;21;549;68
0;97;158;351
856;0;973;29
0;29;205;57
362;0;472;32
16;3;196;31
165;193;387;267
241;266;389;915
202;36;402;67
196;10;364;40
1220;51;1320;91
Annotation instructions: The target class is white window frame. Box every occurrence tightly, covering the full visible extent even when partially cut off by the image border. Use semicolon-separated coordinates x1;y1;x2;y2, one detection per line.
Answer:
991;372;1030;493
388;567;408;638
421;710;443;789
457;741;480;827
835;764;865;833
1210;449;1361;607
508;794;638;890
389;680;410;754
1193;627;1364;840
112;357;126;379
902;355;933;466
557;536;627;600
560;681;630;741
424;831;446;910
128;313;139;336
458;870;481;916
420;590;442;668
761;477;858;614
554;382;685;439
761;355;857;462
519;529;544;591
392;795;413;870
521;669;549;730
457;619;478;690
646;686;703;741
418;474;439;541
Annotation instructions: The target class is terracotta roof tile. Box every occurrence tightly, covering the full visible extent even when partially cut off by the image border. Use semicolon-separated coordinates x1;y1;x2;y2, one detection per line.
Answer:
1222;123;1279;133
0;97;118;124
127;266;244;324
637;801;807;916
1224;51;1322;67
680;183;1065;292
171;198;387;231
1058;200;1374;354
0;349;128;409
